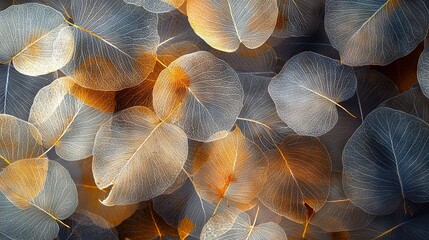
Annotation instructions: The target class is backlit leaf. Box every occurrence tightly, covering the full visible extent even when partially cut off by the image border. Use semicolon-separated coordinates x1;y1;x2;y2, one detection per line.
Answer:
0;114;43;169
93;106;188;205
343;107;429;215
124;0;184;13
236;73;293;151
153;51;244;142
193;127;267;213
325;0;429;66
29;77;114;161
0;160;78;240
0;3;74;76
61;0;159;91
187;0;278;52
418;37;429;98
258;134;331;223
269;51;357;136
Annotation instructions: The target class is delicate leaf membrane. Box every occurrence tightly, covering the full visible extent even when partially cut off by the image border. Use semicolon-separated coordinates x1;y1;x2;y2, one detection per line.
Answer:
193;127;268;212
0;160;78;240
343;107;429;215
124;0;184;13
0;114;43;169
62;0;159;91
269;51;357;136
325;0;429;66
93;106;188;205
29;77;114;161
153;51;244;142
201;208;287;240
0;3;74;76
259;134;331;223
187;0;278;52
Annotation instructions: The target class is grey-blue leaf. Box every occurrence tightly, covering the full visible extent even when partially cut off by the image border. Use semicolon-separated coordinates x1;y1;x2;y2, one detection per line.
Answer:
325;0;429;66
343;107;429;215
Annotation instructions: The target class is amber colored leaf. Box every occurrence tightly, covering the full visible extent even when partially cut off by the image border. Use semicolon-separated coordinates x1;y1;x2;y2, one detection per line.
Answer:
193;127;268;214
259;134;331;223
178;217;195;240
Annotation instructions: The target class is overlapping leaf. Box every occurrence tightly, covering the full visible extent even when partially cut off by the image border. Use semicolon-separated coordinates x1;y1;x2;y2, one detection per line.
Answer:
193;127;268;212
269;51;357;136
124;0;184;13
93;106;188;206
187;0;278;52
236;73;293;151
153;51;244;142
61;0;159;91
0;3;74;76
0;159;78;240
325;0;429;66
200;207;287;240
343;107;429;215
259;134;331;223
29;77;115;161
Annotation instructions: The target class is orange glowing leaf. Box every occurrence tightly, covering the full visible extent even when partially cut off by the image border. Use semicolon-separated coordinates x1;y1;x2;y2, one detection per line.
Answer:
178;217;196;240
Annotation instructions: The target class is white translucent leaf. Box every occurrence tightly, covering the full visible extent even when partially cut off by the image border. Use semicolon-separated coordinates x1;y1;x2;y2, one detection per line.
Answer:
187;0;278;52
61;0;159;91
153;51;243;142
0;3;74;76
93;106;188;205
124;0;184;13
269;51;357;136
29;77;114;161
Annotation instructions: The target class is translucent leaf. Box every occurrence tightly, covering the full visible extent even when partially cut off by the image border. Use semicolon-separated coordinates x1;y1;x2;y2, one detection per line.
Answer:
280;217;331;240
61;0;159;91
56;210;119;240
17;0;72;18
311;172;375;232
325;0;429;66
258;134;331;223
153;51;244;142
380;86;429;124
0;64;54;120
0;160;78;240
418;38;429;98
269;52;357;136
76;158;138;227
0;158;48;209
187;0;278;52
343;107;429;215
0;3;74;76
124;0;184;13
29;77;114;161
117;202;179;240
193;127;268;213
349;205;429;240
320;69;398;171
201;207;287;240
273;0;324;38
153;179;215;238
0;114;43;169
236;74;293;151
93;106;188;206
